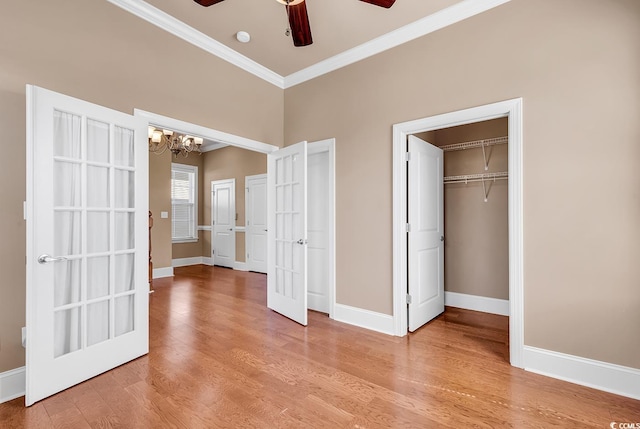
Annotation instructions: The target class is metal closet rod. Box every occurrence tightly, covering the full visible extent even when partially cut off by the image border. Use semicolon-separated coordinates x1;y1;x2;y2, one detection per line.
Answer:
444;171;509;184
439;136;508;152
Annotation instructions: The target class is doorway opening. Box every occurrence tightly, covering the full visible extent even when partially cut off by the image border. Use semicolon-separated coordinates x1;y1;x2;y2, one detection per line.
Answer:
392;98;524;368
136;109;336;323
408;118;510;359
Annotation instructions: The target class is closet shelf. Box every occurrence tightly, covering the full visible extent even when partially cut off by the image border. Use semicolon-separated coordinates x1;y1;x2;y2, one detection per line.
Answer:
444;171;508;184
440;136;507;152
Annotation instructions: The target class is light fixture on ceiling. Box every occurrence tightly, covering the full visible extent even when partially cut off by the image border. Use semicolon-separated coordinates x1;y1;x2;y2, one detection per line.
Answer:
275;0;304;4
236;31;251;43
148;126;203;158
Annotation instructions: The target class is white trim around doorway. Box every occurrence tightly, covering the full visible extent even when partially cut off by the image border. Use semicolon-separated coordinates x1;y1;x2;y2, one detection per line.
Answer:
133;109;279;154
392;98;524;368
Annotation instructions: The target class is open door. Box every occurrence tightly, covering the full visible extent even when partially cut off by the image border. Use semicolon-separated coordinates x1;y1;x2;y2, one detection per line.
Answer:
25;86;149;405
407;135;444;332
267;141;308;325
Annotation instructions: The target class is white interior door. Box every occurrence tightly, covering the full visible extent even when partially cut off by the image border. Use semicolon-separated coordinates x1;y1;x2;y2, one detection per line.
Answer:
246;174;267;274
25;85;149;406
211;179;235;269
408;135;444;332
267;141;308;325
307;150;330;313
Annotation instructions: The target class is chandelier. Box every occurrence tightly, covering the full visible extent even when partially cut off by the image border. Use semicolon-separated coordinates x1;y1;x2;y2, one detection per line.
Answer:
148;127;203;158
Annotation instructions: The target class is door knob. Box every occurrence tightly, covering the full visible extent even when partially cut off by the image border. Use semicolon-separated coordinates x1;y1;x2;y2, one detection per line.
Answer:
296;239;308;245
37;254;68;264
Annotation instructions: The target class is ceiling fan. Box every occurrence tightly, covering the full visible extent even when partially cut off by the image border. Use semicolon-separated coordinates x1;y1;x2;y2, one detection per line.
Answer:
193;0;396;47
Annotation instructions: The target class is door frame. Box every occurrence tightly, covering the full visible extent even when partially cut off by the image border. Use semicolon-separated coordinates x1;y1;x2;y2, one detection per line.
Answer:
211;178;236;268
308;139;336;320
392;98;524;368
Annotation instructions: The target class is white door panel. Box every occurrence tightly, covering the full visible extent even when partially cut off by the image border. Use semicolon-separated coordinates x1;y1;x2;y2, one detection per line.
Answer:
212;180;235;268
408;135;444;332
307;151;330;313
26;85;149;405
246;174;267;273
267;141;308;325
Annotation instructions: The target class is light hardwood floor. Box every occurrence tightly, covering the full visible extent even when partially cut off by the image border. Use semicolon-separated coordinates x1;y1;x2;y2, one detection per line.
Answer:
1;265;638;428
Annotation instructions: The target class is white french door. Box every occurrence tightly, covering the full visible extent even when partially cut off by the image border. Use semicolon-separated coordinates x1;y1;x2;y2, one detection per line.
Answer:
25;85;149;406
267;141;308;325
246;174;267;274
407;135;444;332
211;179;236;268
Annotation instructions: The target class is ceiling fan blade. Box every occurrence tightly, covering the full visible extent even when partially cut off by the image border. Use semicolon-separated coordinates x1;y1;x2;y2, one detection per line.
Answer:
193;0;225;6
287;1;313;47
359;0;396;8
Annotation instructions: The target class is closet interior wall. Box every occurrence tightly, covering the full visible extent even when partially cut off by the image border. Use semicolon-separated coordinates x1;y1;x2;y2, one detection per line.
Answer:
415;117;509;301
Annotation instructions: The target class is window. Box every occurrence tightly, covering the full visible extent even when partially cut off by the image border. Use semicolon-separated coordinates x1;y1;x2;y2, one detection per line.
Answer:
171;163;198;243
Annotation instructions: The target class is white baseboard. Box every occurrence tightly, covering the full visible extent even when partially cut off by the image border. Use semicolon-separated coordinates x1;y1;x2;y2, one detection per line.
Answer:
0;366;25;404
171;257;242;269
152;266;174;279
523;346;640;400
172;257;204;268
333;304;395;336
234;261;249;272
445;291;509;316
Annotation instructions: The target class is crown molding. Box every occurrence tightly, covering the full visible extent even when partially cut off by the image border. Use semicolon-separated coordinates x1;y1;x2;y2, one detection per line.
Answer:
107;0;511;90
134;109;280;154
105;0;285;88
283;0;512;88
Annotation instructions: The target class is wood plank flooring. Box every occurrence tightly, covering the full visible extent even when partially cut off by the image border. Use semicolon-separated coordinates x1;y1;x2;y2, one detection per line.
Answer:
2;265;638;428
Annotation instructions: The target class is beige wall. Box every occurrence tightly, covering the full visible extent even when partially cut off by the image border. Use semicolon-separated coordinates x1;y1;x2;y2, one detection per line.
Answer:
149;152;171;269
284;0;640;369
202;147;267;262
0;0;283;373
427;118;509;300
0;91;27;374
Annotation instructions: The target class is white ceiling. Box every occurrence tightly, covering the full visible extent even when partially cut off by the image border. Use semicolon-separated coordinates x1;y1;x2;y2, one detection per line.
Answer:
108;0;510;87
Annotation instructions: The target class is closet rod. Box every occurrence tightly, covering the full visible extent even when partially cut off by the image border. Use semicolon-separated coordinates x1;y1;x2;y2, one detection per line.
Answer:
440;136;507;152
444;171;508;184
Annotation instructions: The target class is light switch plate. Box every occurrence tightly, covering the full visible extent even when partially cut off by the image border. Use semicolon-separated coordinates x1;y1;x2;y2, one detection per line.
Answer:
161;211;169;219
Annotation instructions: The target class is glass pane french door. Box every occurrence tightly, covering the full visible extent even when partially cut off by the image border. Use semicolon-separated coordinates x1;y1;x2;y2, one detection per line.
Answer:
52;112;138;358
267;141;308;326
26;85;148;406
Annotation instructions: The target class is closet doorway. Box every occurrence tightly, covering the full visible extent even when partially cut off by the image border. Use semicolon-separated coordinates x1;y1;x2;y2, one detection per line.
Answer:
392;98;524;368
407;118;509;333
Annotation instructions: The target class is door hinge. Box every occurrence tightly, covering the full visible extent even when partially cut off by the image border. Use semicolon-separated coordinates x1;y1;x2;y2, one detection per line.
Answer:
406;223;411;233
406;294;412;304
212;220;215;225
247;253;249;259
405;152;411;162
